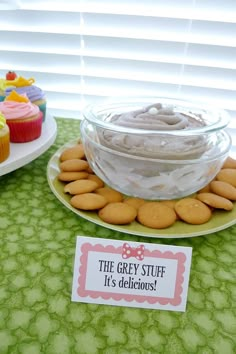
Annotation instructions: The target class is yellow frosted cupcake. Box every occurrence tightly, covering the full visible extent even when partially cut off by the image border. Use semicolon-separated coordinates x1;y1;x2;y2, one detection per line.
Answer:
0;112;10;163
0;78;15;101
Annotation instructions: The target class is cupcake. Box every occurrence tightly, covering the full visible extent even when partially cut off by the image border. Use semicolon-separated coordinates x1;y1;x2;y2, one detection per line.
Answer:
0;83;7;102
0;79;15;102
0;112;10;163
0;91;43;143
4;74;47;121
0;71;18;101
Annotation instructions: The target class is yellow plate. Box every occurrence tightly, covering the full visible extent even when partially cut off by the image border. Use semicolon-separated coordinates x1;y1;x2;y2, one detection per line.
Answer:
47;139;236;239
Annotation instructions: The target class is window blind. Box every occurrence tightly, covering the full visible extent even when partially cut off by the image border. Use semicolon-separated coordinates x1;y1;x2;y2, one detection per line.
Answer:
0;0;236;151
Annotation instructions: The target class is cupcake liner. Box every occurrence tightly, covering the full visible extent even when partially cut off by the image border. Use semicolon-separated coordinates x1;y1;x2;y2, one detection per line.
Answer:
0;130;10;162
7;112;43;143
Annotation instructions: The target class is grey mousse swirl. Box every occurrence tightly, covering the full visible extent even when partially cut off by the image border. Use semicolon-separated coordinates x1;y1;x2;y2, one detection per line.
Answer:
98;103;209;160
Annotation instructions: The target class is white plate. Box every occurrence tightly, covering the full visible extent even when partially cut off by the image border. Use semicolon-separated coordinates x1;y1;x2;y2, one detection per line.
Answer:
47;139;236;239
0;113;57;176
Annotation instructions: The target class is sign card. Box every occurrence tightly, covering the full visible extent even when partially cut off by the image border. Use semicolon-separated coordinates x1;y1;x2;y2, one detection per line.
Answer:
72;236;192;312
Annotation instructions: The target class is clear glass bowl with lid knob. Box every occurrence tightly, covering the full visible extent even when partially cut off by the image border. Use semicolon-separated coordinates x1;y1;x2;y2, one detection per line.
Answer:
80;97;232;200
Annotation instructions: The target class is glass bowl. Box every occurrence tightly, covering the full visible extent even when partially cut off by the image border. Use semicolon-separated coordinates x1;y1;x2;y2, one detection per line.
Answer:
80;98;232;200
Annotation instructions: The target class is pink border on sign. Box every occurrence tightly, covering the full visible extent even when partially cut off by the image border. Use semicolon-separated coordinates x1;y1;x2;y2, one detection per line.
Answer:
77;243;186;306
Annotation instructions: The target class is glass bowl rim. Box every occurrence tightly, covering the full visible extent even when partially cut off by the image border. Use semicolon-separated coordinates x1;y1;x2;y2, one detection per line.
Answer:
82;97;231;136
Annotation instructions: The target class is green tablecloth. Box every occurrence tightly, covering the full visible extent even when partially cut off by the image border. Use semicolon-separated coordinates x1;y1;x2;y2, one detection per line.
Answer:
0;118;235;354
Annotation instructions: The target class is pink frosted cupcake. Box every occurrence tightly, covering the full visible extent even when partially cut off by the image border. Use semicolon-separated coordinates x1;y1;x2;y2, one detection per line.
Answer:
0;91;43;143
4;75;47;121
